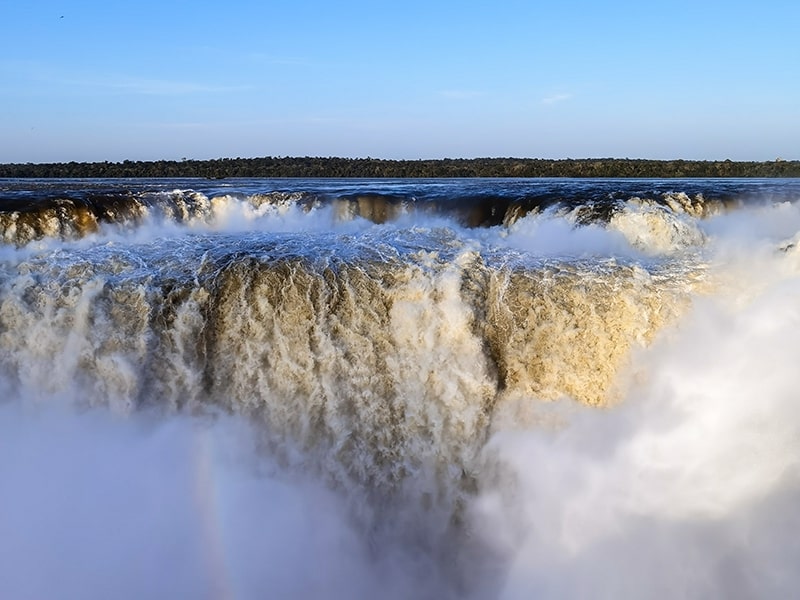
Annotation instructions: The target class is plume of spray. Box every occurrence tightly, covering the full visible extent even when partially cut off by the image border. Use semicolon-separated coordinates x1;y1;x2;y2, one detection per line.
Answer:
470;202;800;599
0;401;457;600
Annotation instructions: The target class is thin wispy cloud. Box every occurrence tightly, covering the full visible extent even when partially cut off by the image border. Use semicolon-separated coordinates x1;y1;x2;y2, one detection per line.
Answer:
438;90;485;100
1;60;248;96
541;92;573;105
247;53;312;67
104;78;251;96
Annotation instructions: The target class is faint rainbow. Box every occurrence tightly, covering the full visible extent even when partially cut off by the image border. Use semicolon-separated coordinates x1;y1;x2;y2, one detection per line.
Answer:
191;424;237;600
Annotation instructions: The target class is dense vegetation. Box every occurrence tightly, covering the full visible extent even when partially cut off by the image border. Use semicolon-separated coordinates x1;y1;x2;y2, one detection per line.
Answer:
1;157;798;179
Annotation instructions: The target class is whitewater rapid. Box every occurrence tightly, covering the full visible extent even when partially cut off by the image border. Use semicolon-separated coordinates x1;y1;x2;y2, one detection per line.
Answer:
1;178;799;599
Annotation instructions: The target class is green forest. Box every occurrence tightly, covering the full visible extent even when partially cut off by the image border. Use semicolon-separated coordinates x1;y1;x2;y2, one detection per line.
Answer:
1;157;798;179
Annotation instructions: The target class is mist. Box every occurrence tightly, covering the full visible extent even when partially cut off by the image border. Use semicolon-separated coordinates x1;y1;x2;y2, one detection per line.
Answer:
0;406;407;600
474;204;800;599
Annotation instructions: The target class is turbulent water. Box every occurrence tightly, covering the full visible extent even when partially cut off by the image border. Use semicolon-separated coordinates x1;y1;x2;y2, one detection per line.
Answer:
1;177;799;599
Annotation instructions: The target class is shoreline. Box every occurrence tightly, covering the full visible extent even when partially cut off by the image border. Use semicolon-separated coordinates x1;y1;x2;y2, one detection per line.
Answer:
1;156;799;179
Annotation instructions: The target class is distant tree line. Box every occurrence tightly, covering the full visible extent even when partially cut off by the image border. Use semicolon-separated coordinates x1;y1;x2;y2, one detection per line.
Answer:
1;157;798;178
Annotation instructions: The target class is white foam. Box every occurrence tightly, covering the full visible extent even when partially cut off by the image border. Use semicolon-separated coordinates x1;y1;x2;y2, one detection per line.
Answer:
501;210;637;258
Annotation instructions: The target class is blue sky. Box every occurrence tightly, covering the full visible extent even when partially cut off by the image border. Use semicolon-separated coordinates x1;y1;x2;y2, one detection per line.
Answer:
1;0;798;162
